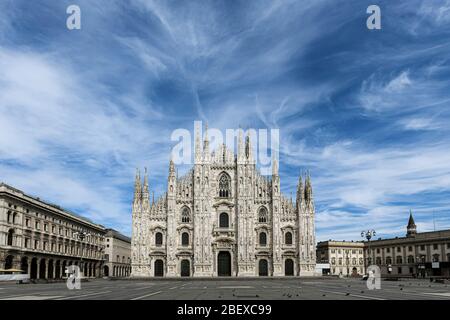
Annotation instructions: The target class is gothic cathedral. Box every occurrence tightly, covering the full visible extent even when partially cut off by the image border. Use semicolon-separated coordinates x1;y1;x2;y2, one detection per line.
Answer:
131;127;316;277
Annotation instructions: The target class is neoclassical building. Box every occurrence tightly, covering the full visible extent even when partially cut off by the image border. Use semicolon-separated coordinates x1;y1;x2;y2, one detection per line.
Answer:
0;183;106;280
131;128;316;277
104;228;132;277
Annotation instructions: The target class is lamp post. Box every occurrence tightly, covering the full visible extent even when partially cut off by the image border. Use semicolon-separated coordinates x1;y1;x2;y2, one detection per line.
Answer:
345;250;350;277
73;231;90;278
361;230;376;269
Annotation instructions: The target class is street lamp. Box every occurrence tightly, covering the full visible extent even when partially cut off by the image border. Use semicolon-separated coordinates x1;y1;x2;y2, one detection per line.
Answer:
361;230;376;268
73;231;90;277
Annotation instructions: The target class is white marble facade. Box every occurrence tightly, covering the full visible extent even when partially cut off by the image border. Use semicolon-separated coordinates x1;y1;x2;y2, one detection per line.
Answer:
131;127;316;277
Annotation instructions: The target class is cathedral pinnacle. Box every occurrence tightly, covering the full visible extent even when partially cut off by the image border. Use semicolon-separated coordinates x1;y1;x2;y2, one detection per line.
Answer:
133;168;142;203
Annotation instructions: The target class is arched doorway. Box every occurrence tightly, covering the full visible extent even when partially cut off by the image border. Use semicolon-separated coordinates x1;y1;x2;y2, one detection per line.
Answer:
48;260;54;279
21;257;28;273
103;265;109;277
30;258;38;279
181;259;190;277
39;259;46;279
154;260;164;277
285;259;294;276
55;261;61;278
259;259;268;276
218;251;231;276
4;255;14;270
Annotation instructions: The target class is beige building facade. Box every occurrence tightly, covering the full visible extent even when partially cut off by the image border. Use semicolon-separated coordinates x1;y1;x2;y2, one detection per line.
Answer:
104;228;131;277
364;213;450;278
0;183;106;279
316;241;365;276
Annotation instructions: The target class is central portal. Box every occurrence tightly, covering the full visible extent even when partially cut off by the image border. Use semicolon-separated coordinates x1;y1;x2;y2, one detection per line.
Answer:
217;251;231;276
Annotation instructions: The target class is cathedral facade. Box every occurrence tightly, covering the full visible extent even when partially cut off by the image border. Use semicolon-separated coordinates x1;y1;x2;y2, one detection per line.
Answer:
131;128;316;277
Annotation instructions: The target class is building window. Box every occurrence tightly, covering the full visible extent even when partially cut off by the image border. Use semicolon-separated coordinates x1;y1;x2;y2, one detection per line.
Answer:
433;244;438;250
218;173;231;198
181;232;189;246
258;207;268;223
398;267;402;274
35;240;39;249
386;257;392;265
420;245;425;250
285;232;293;245
25;238;30;248
155;232;163;246
338;258;342;265
407;255;414;264
181;207;191;223
397;247;401;252
259;232;267;246
25;218;30;227
7;229;14;246
432;254;440;262
396;256;403;264
331;258;336;265
219;212;229;228
386;248;390;253
35;221;40;229
408;246;413;252
375;257;381;265
376;248;380;253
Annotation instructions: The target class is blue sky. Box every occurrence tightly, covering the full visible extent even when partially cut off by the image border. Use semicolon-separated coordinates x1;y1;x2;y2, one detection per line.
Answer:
1;0;450;241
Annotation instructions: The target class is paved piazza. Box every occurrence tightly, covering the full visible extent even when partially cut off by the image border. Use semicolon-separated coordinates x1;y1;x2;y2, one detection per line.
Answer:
0;278;450;300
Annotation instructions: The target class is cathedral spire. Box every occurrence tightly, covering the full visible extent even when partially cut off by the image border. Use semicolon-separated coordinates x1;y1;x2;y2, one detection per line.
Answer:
142;167;150;209
296;173;304;207
272;156;279;176
195;121;202;164
203;122;210;162
304;171;313;203
169;158;175;175
245;131;254;162
143;167;149;194
238;127;245;162
133;168;142;203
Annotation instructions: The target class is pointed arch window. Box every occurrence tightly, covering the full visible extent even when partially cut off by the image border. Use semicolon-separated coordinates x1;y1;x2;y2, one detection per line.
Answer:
285;231;293;245
155;232;163;246
218;173;231;198
181;232;189;246
258;207;268;223
259;232;267;246
219;212;229;228
181;207;191;223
